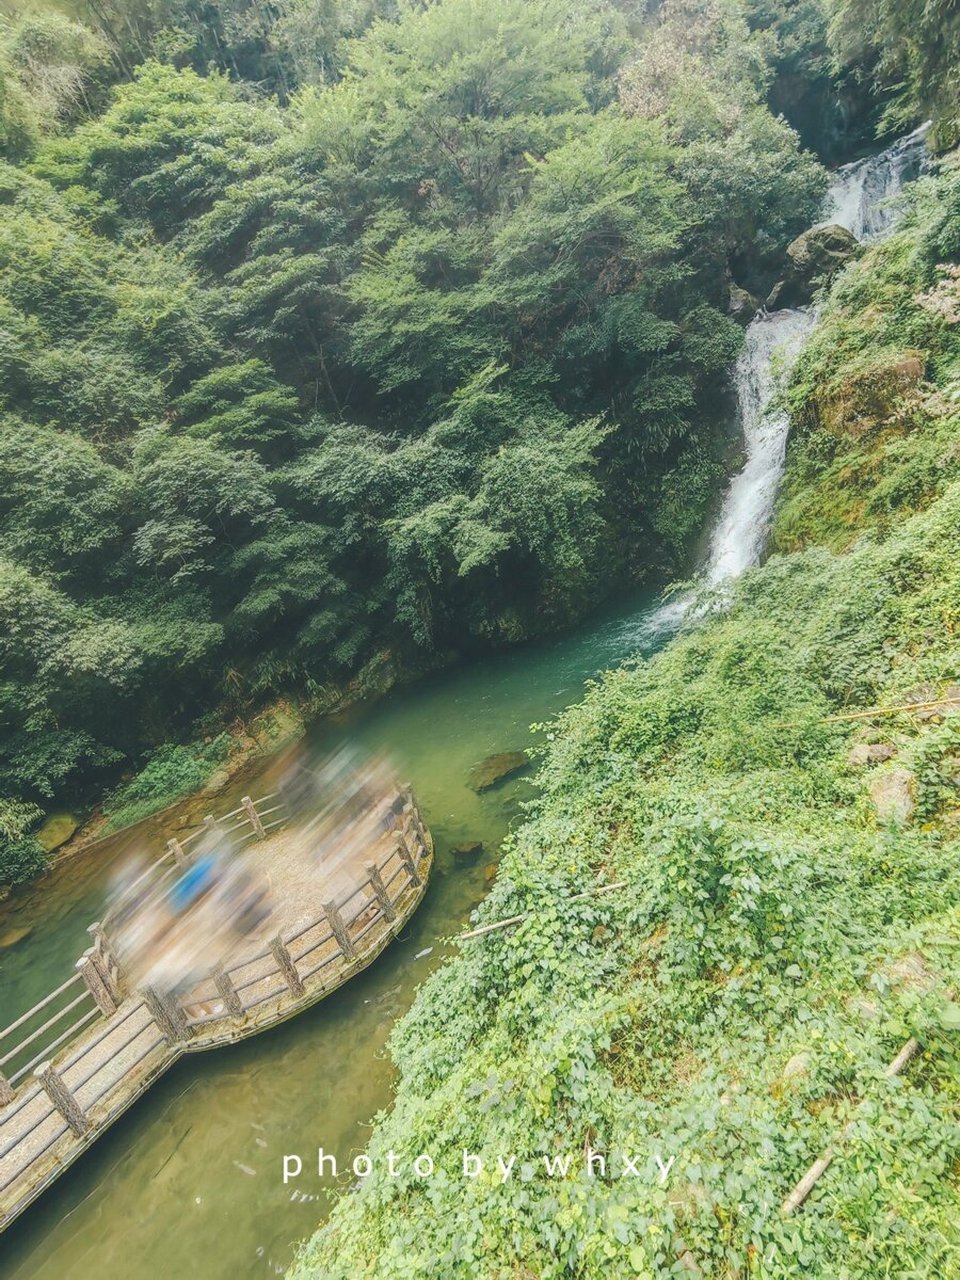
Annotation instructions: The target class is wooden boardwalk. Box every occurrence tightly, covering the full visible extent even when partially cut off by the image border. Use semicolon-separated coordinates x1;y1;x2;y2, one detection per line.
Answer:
0;787;432;1233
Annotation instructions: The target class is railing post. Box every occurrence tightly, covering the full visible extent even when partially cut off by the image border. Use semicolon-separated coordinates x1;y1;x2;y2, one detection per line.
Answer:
241;796;266;840
269;937;304;997
323;900;357;961
142;986;189;1045
87;922;121;1001
0;1070;14;1106
365;863;397;923
35;1061;88;1137
402;789;425;843
76;953;117;1016
167;837;189;867
396;834;422;888
212;963;243;1018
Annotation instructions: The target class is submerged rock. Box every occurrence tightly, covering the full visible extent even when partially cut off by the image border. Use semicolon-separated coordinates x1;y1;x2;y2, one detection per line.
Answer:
467;751;530;793
869;765;916;825
451;841;485;858
0;925;32;949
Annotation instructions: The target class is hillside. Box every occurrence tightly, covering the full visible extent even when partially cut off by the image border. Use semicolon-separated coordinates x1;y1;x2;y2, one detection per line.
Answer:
288;157;960;1278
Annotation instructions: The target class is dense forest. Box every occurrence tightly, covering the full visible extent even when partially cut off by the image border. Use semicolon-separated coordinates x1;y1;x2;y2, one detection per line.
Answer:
287;17;960;1278
0;0;894;886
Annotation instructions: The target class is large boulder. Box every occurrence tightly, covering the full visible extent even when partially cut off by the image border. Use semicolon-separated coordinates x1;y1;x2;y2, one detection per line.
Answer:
770;224;860;308
813;350;926;436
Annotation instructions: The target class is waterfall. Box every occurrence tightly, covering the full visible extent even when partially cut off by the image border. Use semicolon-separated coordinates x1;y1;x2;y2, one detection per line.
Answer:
823;123;931;242
629;126;929;645
700;124;929;589
703;308;814;585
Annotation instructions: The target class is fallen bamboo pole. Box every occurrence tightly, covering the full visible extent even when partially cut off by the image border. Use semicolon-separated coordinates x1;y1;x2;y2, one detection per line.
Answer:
781;1036;921;1216
458;881;628;941
776;696;960;730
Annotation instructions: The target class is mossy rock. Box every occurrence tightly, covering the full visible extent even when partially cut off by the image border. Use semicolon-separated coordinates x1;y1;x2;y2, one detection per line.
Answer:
35;813;79;852
467;751;530;793
818;350;926;436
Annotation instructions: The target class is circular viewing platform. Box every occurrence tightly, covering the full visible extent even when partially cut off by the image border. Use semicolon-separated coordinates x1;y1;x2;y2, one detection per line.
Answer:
0;786;433;1234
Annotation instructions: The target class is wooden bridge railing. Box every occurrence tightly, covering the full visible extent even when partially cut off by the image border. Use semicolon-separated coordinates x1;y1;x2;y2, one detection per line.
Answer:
0;791;287;1103
0;786;429;1148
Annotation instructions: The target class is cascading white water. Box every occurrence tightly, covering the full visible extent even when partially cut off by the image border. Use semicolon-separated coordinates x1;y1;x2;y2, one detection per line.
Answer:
699;124;930;591
702;308;814;584
823;123;931;242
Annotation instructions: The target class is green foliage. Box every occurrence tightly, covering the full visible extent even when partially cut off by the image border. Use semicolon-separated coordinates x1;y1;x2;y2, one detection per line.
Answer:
0;7;109;160
102;733;230;829
777;164;960;552
0;797;46;889
291;398;960;1280
0;0;834;869
289;139;960;1280
828;0;960;148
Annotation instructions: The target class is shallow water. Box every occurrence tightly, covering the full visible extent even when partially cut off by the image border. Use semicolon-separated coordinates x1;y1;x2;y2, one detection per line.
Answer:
0;585;679;1280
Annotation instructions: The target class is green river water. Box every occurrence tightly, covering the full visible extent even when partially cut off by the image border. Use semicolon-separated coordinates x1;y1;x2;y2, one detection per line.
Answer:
0;586;674;1280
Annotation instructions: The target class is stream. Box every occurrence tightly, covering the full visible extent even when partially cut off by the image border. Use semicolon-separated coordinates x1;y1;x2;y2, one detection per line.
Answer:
0;128;928;1279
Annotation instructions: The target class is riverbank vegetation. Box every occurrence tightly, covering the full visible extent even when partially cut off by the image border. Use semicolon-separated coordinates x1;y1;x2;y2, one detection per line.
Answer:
0;0;864;886
289;151;960;1278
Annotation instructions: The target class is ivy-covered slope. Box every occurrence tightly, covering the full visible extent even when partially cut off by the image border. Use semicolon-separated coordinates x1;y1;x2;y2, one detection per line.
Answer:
289;163;960;1278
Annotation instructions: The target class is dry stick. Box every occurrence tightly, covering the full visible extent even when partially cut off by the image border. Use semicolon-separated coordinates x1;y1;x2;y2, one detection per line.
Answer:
781;1036;921;1216
458;881;628;941
777;696;960;730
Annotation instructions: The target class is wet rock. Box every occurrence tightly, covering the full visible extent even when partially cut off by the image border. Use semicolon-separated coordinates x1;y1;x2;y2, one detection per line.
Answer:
0;925;32;949
451;841;484;858
467;750;530;793
848;742;897;767
869;765;916;825
35;813;79;853
788;223;859;277
772;224;860;308
728;282;761;325
765;280;787;310
483;863;499;884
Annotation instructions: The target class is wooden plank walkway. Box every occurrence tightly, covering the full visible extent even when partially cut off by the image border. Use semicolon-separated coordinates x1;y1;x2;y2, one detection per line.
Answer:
0;788;433;1233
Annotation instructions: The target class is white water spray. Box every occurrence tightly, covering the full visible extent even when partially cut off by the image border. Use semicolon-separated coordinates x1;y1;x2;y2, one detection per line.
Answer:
823;122;931;242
